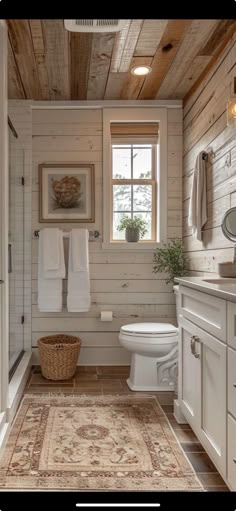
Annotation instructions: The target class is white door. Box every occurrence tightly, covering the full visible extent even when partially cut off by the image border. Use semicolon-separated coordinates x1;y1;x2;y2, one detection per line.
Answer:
178;316;200;429
197;327;226;476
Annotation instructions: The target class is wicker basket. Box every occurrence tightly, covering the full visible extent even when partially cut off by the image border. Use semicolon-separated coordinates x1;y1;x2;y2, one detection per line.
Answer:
38;334;81;380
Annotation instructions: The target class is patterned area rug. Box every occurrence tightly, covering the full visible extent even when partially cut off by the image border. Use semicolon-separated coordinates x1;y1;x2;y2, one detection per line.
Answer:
0;395;203;491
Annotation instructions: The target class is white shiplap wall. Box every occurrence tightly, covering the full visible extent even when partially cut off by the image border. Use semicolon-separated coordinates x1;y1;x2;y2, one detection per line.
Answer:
183;35;236;274
30;106;183;365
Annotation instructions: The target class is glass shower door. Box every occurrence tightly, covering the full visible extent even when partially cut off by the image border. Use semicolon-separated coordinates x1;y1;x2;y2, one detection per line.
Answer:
8;127;24;375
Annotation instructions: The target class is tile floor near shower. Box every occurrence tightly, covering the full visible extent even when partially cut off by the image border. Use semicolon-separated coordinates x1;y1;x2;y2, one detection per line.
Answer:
24;365;229;492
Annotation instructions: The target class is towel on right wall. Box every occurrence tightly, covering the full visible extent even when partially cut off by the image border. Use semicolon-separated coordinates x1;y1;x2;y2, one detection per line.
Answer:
188;151;207;241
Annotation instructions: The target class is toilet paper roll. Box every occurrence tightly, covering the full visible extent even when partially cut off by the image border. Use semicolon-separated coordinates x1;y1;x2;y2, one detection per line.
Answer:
100;311;113;321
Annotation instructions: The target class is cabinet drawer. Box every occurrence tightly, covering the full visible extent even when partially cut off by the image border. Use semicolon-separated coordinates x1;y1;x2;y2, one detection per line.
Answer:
228;348;236;419
228;414;236;491
179;286;226;342
227;302;236;349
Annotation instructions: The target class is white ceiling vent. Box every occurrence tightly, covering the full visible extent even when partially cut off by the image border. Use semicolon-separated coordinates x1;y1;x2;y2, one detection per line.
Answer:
64;20;125;33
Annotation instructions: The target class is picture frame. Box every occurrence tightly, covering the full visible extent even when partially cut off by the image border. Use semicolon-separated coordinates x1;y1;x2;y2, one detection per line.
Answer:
39;163;95;223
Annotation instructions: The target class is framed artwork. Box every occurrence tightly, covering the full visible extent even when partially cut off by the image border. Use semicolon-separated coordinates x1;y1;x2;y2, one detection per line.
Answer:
39;163;95;223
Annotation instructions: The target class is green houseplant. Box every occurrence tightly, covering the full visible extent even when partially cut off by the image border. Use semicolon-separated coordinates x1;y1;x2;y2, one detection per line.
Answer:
117;215;148;242
153;239;189;284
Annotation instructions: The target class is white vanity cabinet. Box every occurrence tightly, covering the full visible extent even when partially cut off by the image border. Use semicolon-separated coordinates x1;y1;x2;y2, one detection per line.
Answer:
177;283;236;490
178;315;226;476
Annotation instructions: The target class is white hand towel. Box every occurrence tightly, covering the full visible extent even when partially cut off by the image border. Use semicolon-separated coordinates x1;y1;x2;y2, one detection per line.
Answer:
42;228;60;271
67;229;91;312
40;228;65;279
38;228;65;312
38;279;63;312
71;228;89;271
188;151;207;241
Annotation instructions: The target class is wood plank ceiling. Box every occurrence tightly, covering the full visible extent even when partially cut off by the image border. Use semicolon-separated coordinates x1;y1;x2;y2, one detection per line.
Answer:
7;19;236;101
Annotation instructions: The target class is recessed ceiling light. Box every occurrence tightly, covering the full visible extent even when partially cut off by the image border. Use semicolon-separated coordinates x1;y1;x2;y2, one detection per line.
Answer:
131;66;152;76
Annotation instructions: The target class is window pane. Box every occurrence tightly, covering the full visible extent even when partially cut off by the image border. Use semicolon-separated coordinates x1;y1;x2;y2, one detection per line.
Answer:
113;212;131;240
133;185;152;211
133;147;152;179
134;212;152;240
113;185;131;211
112;147;131;179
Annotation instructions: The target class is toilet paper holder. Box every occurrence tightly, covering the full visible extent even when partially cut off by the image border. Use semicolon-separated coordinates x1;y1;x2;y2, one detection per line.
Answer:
100;311;113;321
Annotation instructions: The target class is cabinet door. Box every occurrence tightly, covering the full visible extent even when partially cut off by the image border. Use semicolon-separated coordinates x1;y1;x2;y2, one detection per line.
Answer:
178;317;200;429
197;327;226;476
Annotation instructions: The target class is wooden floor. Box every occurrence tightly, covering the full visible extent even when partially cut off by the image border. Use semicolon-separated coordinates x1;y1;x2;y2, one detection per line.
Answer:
24;366;229;492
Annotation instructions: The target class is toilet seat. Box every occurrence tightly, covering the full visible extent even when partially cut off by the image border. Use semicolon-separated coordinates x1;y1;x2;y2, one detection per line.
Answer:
120;322;178;338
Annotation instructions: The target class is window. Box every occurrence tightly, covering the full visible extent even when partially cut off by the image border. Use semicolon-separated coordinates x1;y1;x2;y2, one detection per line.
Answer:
111;122;158;242
103;108;167;250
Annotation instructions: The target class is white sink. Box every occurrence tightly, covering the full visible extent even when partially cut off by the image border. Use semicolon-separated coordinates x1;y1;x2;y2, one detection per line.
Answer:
203;278;236;284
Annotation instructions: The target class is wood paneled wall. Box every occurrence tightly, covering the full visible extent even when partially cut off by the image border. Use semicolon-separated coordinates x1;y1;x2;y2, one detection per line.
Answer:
31;107;183;365
183;35;236;275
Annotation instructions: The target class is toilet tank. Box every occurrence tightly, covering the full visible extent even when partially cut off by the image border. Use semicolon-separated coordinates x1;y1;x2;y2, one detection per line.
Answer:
173;284;180;318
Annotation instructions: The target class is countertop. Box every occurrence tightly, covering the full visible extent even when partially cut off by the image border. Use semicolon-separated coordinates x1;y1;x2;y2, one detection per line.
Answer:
175;276;236;302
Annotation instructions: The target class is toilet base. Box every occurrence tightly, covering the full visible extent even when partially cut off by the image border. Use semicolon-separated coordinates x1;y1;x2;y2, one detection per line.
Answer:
127;352;177;392
126;378;174;392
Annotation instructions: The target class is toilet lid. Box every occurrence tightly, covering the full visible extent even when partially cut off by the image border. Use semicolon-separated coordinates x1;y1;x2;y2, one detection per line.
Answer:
120;323;178;337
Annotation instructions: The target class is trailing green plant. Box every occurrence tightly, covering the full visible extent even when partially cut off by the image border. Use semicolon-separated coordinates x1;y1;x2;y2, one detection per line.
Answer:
153;239;189;284
117;215;148;238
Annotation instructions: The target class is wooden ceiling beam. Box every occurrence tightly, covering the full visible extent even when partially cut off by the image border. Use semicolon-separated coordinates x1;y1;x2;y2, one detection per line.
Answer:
110;20;131;73
135;19;168;57
8;38;26;99
105;20;143;99
139;19;191;99
70;32;93;100
119;20;143;72
29;20;50;100
42;19;70;100
87;33;115;100
157;19;218;99
7;19;41;99
199;19;236;56
184;21;236;106
104;72;128;100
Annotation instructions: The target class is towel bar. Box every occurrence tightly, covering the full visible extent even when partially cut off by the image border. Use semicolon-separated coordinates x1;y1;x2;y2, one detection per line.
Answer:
33;229;100;241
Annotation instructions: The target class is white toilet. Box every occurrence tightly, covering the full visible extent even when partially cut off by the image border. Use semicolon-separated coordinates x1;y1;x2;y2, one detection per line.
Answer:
119;285;179;391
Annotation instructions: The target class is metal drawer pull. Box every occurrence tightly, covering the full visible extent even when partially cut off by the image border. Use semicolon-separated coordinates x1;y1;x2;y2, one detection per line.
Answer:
233;458;236;464
233;384;236;388
194;337;200;359
0;280;4;284
190;336;196;355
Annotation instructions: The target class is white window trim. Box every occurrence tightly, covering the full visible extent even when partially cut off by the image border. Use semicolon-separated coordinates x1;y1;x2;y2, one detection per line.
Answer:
102;107;167;251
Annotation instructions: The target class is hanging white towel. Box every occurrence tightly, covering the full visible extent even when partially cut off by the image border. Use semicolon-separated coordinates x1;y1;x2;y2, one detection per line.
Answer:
188;151;207;241
40;228;65;279
38;228;65;312
67;229;91;312
42;228;60;271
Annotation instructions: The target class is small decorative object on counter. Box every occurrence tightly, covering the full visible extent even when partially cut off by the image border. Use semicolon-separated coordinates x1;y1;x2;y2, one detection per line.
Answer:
38;334;81;380
218;262;236;278
117;215;147;242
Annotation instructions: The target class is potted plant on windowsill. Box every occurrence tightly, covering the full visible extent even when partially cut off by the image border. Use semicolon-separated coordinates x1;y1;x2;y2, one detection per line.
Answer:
117;215;148;242
153;239;189;284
